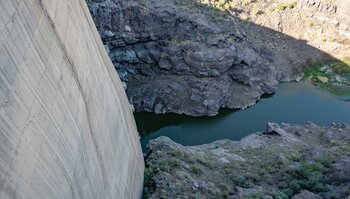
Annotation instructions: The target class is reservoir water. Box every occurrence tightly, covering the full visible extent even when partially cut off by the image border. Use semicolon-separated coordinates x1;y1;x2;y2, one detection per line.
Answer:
135;81;350;151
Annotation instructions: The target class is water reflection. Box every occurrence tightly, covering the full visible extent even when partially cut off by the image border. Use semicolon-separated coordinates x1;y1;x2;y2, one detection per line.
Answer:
135;81;350;151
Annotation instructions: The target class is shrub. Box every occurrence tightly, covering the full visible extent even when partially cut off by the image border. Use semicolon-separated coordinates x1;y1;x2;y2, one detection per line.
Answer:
190;164;203;175
288;179;301;193
251;7;263;15
246;192;263;199
144;165;157;184
277;3;287;10
281;188;294;197
197;157;214;168
244;172;261;182
240;14;248;21
232;174;254;188
168;150;182;157
291;151;302;162
169;157;181;167
261;195;273;199
298;162;324;178
283;161;327;195
315;154;335;167
330;61;350;75
306;171;326;192
288;2;297;9
269;189;289;199
222;2;237;10
232;174;245;184
184;154;196;164
159;163;171;173
221;189;229;198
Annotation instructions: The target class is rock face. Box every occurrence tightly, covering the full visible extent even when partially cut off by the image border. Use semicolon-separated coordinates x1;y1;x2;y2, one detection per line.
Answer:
291;190;323;199
254;0;350;57
87;0;341;116
144;123;350;198
0;0;143;198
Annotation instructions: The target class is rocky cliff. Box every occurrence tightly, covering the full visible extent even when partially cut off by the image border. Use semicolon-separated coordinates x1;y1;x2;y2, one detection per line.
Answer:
88;0;349;116
0;0;143;198
144;123;350;198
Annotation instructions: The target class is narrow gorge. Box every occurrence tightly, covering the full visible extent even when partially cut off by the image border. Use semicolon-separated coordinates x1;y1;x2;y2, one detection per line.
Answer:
0;0;349;198
87;0;350;198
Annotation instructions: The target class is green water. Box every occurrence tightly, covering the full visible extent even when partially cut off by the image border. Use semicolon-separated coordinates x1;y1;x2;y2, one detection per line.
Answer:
135;81;350;151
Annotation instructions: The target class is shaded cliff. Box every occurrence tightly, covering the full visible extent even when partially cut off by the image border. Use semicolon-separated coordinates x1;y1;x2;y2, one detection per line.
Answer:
0;0;143;198
87;0;350;116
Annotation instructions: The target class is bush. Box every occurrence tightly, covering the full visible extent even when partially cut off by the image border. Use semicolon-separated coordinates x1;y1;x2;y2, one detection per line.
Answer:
232;174;254;188
144;165;157;184
184;154;196;164
306;171;326;192
221;189;229;198
261;195;273;199
159;163;171;173
298;162;324;178
288;2;297;9
190;164;203;175
240;14;248;21
277;3;287;10
330;61;350;75
232;174;245;184
315;154;335;167
244;172;261;182
169;157;181;167
270;189;289;199
168;150;182;157
197;157;214;168
288;179;301;193
251;7;263;15
246;193;263;199
283;161;327;195
281;188;294;198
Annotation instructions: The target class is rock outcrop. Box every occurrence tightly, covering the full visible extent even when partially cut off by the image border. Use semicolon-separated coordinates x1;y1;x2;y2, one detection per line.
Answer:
87;0;349;116
144;123;350;198
0;0;143;198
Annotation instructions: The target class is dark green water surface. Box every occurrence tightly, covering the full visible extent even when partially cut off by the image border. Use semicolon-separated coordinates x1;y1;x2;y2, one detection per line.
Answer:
135;81;350;151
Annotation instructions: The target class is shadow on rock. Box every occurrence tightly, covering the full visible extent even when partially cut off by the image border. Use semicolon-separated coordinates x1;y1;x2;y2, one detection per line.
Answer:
88;0;344;116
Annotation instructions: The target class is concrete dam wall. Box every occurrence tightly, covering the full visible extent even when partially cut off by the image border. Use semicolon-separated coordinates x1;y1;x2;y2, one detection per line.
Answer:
0;0;144;198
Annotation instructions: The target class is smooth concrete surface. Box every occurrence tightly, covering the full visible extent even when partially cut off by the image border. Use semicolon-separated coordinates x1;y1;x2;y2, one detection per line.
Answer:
0;0;144;198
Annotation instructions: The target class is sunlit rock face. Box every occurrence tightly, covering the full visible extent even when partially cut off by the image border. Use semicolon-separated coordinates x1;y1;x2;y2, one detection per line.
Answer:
0;0;144;198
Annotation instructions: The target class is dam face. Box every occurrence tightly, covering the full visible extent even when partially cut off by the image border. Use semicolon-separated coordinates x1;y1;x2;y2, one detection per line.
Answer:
0;0;144;198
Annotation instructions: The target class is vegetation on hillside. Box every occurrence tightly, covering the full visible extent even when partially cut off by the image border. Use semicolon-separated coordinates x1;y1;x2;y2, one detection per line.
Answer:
143;124;350;198
304;57;350;96
196;0;298;14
